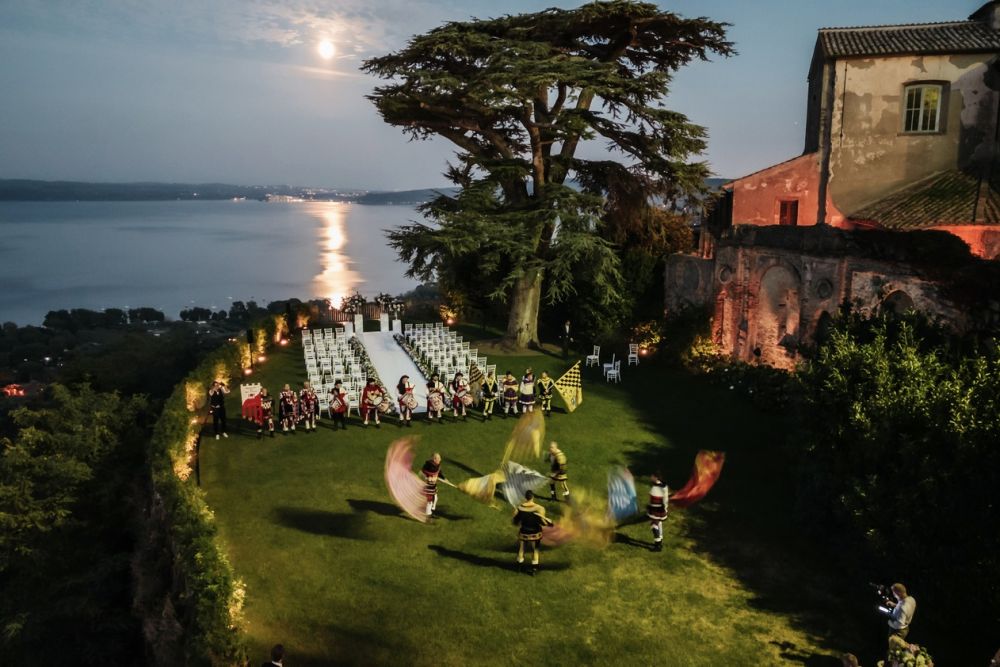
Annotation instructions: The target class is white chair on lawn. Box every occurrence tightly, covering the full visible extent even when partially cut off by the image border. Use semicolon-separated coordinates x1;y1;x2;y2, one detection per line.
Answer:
602;354;616;378
627;344;639;366
586;345;600;367
318;395;331;418
346;390;359;417
605;360;621;383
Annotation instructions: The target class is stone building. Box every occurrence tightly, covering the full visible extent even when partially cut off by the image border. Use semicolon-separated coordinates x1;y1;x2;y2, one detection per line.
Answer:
707;2;1000;259
669;3;1000;369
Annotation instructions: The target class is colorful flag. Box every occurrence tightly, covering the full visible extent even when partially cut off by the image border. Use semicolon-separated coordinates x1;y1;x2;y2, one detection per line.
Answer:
457;472;500;506
553;361;583;412
541;489;613;547
670;450;726;508
384;438;430;523
606;466;638;523
500;461;549;507
468;362;484;385
501;410;545;464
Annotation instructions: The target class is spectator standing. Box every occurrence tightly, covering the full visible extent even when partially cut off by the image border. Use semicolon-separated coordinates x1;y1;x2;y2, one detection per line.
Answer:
208;381;230;440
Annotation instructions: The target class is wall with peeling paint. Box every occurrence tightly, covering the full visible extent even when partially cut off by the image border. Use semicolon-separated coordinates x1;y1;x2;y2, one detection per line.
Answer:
664;226;992;370
827;53;1000;214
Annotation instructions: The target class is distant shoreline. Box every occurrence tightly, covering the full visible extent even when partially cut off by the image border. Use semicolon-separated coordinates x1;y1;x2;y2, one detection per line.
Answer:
0;179;457;205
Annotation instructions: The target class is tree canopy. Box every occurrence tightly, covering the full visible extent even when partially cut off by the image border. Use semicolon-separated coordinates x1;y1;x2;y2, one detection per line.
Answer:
364;1;732;347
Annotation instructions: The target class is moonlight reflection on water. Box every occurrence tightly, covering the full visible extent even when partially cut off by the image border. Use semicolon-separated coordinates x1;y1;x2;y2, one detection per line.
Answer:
310;202;363;308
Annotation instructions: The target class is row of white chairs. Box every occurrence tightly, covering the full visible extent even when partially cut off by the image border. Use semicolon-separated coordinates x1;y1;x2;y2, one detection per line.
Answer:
404;325;490;381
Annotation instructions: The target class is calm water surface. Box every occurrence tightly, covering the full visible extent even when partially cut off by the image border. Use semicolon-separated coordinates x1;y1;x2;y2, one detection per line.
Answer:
0;201;421;325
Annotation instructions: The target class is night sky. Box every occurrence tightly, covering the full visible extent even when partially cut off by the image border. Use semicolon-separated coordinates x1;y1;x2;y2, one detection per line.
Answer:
0;0;979;189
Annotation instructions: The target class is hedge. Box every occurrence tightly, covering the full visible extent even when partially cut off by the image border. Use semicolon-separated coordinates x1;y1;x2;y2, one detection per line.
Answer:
139;319;277;665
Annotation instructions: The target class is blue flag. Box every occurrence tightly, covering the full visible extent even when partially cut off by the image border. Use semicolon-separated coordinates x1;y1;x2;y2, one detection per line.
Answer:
607;466;638;523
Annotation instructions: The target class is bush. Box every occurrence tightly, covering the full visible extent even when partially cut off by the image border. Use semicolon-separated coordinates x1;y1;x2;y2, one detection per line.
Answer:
796;319;1000;663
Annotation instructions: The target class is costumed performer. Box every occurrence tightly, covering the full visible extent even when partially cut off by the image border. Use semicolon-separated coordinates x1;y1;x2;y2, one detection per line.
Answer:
535;371;555;417
519;369;536;414
279;383;299;434
421;452;448;518
547;441;569;500
450;371;470;421
299;381;319;432
329;379;348;430
481;370;498;421
396;374;416;428
502;370;519;417
647;473;669;552
257;387;275;439
426;373;445;423
512;490;553;574
361;378;384;428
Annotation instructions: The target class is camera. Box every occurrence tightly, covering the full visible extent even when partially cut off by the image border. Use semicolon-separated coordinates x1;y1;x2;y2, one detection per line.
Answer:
870;582;894;615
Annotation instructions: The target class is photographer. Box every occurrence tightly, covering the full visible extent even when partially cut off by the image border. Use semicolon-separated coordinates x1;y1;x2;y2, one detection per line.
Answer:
885;582;916;640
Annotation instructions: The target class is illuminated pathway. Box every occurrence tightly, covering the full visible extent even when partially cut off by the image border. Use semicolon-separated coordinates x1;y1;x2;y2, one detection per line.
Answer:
356;331;429;413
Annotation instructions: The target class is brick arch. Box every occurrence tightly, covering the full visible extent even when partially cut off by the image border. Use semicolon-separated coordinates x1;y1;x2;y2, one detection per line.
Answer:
753;264;802;367
881;289;915;316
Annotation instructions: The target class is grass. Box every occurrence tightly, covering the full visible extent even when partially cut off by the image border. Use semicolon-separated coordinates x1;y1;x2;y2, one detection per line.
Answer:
201;332;859;666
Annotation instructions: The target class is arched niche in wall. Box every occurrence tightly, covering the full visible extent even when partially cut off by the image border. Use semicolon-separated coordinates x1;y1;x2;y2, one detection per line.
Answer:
754;264;801;366
881;289;915;317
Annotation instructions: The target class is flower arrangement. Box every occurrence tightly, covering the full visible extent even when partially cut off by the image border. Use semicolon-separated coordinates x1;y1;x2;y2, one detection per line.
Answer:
374;292;395;309
341;291;367;314
877;637;934;667
394;333;437;380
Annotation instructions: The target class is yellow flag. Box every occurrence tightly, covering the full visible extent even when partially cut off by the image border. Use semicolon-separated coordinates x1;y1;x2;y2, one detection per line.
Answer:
554;361;583;413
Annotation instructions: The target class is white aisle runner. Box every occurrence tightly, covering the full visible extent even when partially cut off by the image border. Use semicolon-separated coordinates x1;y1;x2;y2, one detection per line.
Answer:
356;332;429;413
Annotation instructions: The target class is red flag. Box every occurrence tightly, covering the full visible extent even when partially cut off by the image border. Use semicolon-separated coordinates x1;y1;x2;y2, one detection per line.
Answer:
669;450;725;508
384;438;430;523
241;394;262;422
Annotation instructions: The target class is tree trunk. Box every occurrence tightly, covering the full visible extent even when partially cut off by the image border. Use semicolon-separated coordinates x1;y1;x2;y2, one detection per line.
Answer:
502;270;542;349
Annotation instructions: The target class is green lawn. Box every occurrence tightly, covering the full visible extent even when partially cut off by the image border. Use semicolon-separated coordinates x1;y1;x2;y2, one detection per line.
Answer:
201;332;856;666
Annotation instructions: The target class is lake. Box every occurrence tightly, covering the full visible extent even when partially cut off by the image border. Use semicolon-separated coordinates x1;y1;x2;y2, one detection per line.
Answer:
0;200;423;326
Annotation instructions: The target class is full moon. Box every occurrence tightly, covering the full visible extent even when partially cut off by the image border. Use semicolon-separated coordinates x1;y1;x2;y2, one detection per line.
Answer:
318;40;335;60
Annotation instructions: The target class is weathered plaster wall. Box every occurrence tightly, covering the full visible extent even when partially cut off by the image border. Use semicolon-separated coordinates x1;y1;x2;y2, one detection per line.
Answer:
665;227;974;371
828;53;1000;214
728;153;846;227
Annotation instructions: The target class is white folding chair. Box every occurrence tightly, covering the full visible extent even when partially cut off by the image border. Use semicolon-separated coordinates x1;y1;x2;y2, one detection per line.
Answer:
602;354;616;378
606;360;622;383
586;345;600;367
345;391;359;417
628;344;639;366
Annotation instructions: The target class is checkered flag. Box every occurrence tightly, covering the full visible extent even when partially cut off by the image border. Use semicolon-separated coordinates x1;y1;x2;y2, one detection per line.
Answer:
554;361;583;413
468;362;484;385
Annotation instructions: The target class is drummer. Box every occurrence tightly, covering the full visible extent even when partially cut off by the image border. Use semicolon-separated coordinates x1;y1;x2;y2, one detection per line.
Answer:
502;370;519;417
397;374;416;428
450;371;470;421
361;378;384;428
426;373;446;423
